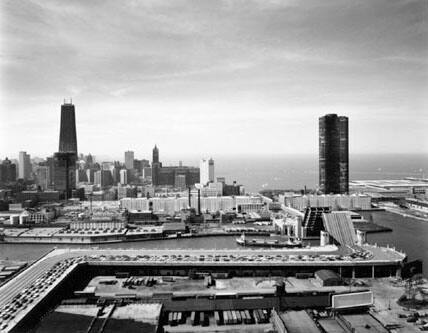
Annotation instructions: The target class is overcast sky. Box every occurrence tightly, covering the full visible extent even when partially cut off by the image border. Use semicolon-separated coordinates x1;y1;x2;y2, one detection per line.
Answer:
1;0;427;160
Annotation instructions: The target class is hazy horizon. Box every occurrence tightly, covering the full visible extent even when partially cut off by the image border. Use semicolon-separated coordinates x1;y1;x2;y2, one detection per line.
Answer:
1;0;427;157
2;151;428;163
3;152;426;192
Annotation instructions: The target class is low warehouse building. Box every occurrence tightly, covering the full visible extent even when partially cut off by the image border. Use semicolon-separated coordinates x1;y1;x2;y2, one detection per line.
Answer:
315;269;342;287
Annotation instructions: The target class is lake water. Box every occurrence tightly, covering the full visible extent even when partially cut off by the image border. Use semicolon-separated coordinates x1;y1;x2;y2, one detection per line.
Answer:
197;153;428;192
366;211;428;276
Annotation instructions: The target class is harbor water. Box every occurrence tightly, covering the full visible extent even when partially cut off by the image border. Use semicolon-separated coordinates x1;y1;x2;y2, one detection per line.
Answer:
1;211;427;276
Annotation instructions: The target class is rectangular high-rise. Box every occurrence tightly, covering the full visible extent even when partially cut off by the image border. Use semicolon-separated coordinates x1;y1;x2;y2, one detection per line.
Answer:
319;114;349;194
200;158;214;185
18;151;31;180
120;169;128;185
124;151;134;170
0;158;17;183
35;166;49;190
59;102;78;154
54;101;78;199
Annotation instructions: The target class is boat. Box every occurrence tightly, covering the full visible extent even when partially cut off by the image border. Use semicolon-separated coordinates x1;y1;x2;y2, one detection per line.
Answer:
236;233;303;248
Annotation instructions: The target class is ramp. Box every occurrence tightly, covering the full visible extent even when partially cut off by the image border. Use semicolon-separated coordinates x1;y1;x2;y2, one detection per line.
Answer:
322;212;356;246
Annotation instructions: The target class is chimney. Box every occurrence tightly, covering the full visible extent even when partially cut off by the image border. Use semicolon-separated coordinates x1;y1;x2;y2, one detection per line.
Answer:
198;189;201;215
188;187;191;208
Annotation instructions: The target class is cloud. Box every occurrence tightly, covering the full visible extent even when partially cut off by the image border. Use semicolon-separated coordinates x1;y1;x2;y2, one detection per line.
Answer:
0;0;427;157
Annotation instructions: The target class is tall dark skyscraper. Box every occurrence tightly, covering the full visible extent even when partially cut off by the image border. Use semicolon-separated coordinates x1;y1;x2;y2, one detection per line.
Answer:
319;114;349;194
152;145;159;164
152;145;160;186
58;102;78;154
54;101;78;199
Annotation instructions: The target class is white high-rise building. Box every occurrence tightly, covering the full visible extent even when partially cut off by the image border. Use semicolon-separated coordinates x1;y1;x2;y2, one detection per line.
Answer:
86;169;95;183
18;151;31;180
124;151;134;170
94;170;102;186
120;169;128;185
200;158;214;185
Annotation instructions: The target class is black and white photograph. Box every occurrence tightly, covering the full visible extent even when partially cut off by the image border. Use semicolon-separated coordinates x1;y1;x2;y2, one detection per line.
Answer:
0;0;427;332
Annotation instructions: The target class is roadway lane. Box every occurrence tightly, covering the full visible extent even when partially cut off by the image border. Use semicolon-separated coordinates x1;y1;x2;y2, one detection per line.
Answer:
0;251;79;307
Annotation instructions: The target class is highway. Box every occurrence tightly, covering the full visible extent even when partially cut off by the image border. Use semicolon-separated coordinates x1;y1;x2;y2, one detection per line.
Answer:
0;252;81;332
0;252;76;308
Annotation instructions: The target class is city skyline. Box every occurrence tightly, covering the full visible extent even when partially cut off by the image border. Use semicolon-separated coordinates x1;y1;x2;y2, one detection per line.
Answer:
1;0;427;157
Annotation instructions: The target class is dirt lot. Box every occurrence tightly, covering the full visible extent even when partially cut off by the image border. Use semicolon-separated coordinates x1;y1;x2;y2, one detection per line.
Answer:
368;277;428;333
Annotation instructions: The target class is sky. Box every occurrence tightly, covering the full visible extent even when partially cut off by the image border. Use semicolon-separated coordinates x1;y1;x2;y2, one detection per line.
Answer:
0;0;427;160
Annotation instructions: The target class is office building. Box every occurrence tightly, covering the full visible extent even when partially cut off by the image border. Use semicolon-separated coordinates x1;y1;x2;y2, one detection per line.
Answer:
86;169;95;183
110;164;120;184
152;145;159;164
125;151;134;170
151;145;200;187
85;153;94;168
18;151;31;180
223;181;244;196
319;114;349;194
53;152;76;198
142;167;152;179
0;158;17;183
200;158;214;185
117;185;137;199
75;168;88;185
94;170;102;187
58;101;78;154
94;170;113;188
152;146;160;186
199;182;223;197
133;159;149;174
155;166;200;187
35;166;50;190
174;174;186;190
54;101;78;198
120;169;128;185
46;156;55;186
102;170;113;187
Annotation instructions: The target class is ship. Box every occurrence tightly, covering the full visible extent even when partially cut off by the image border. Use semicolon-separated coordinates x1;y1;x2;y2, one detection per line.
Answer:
236;233;303;248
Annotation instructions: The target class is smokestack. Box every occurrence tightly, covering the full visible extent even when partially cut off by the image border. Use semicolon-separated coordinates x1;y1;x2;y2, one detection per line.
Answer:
198;189;201;215
188;187;191;208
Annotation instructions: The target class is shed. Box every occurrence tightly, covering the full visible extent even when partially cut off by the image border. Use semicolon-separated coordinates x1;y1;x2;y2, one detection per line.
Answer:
315;269;342;286
162;222;186;234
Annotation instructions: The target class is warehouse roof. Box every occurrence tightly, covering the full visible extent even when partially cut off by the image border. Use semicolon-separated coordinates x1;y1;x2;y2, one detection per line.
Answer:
315;269;340;282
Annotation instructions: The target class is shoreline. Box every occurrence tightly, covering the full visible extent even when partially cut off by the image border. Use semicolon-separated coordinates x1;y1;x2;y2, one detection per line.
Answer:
381;206;428;223
0;231;268;245
0;220;392;245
